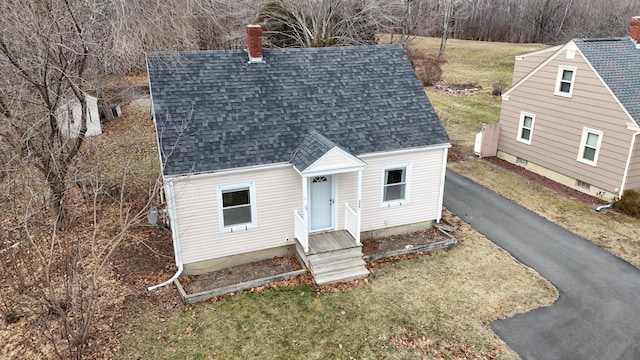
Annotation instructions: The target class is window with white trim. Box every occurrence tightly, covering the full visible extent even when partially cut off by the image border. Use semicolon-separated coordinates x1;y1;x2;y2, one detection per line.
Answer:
517;112;535;144
381;164;410;206
577;128;603;166
555;66;576;97
217;181;257;232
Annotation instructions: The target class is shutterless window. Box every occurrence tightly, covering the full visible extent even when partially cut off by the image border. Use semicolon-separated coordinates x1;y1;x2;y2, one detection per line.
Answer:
559;70;573;92
383;168;406;202
217;181;257;232
582;133;599;161
555;66;576;97
577;128;603;166
221;188;251;226
517;112;535;144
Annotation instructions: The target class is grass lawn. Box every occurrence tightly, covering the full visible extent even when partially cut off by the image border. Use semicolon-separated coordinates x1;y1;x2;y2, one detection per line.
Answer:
428;91;501;149
118;212;556;359
410;37;547;152
406;37;545;89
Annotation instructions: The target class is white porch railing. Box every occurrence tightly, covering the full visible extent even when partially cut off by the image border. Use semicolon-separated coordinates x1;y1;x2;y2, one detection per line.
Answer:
344;203;361;245
294;210;309;252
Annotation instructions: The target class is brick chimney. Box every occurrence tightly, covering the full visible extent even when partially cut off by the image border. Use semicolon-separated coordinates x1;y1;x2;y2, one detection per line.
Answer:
630;16;640;45
246;25;263;63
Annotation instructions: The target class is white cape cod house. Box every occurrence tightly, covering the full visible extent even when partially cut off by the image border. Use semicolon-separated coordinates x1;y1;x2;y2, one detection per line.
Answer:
146;25;450;286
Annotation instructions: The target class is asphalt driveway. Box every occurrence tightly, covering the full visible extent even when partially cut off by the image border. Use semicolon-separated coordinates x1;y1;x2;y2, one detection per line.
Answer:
444;169;640;360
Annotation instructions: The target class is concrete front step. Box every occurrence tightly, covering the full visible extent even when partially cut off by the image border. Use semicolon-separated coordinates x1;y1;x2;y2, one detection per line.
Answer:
307;247;364;266
313;267;370;285
309;257;366;275
307;246;369;285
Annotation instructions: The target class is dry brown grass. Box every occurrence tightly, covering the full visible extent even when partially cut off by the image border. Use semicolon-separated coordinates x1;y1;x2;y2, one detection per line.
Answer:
449;159;640;268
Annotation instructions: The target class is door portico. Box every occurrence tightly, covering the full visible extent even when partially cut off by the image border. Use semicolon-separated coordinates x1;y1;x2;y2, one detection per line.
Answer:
291;131;366;253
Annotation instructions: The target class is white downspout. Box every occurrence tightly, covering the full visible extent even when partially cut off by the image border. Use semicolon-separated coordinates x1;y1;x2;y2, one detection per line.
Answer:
356;169;362;245
619;128;640;198
148;179;183;291
436;146;450;223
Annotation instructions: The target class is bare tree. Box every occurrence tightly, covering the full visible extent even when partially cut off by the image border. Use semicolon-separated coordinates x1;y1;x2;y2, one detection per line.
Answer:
0;166;161;359
437;0;470;55
99;0;261;74
385;0;440;44
256;0;373;47
0;0;102;225
524;0;574;43
256;0;414;48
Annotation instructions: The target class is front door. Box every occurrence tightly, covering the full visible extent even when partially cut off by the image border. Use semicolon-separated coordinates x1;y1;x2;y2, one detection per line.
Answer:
309;175;334;232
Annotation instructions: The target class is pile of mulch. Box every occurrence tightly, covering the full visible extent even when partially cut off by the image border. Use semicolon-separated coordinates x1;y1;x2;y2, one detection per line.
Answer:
179;254;303;294
483;157;607;205
361;227;446;256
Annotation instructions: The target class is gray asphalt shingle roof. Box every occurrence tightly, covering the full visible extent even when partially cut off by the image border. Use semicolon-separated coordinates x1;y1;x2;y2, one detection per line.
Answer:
291;130;347;172
147;44;449;176
575;37;640;124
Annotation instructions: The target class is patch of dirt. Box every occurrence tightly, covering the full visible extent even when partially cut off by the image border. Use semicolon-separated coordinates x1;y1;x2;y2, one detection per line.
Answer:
483;157;607;206
361;227;446;256
179;255;303;294
447;142;468;162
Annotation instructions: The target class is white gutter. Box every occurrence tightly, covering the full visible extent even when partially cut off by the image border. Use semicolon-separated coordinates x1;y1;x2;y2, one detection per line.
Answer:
436;147;449;223
358;143;451;159
167;162;292;182
619;126;640;198
148;179;183;291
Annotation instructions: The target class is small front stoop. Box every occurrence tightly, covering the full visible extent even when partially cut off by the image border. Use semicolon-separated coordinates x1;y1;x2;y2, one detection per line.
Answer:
307;247;369;285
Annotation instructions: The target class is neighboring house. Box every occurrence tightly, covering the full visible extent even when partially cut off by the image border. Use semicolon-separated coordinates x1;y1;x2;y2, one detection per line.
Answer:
58;94;102;138
496;17;640;200
146;25;450;286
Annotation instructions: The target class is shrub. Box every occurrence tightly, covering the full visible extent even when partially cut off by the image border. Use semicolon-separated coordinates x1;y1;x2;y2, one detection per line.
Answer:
614;189;640;218
404;45;446;87
491;77;508;96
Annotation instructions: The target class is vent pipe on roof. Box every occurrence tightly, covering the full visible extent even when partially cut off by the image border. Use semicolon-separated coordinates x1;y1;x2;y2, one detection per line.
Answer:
630;16;640;45
246;24;264;63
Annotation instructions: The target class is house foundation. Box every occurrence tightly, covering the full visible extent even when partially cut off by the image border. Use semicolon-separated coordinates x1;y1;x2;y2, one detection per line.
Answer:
360;220;435;241
497;151;617;200
183;245;296;275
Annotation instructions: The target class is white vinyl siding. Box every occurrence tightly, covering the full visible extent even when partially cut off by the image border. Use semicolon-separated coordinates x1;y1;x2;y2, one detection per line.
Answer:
517;112;535;144
577;128;603;166
337;171;358;230
360;148;446;232
172;166;301;265
554;66;576;97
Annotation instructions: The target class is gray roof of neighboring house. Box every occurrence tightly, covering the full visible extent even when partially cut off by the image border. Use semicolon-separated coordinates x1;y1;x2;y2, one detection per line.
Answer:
575;37;640;124
147;44;449;176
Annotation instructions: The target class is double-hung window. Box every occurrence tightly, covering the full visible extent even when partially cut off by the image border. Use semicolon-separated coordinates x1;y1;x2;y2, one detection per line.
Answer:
577;128;603;166
217;181;257;232
382;164;410;206
517;112;535;144
555;66;576;97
